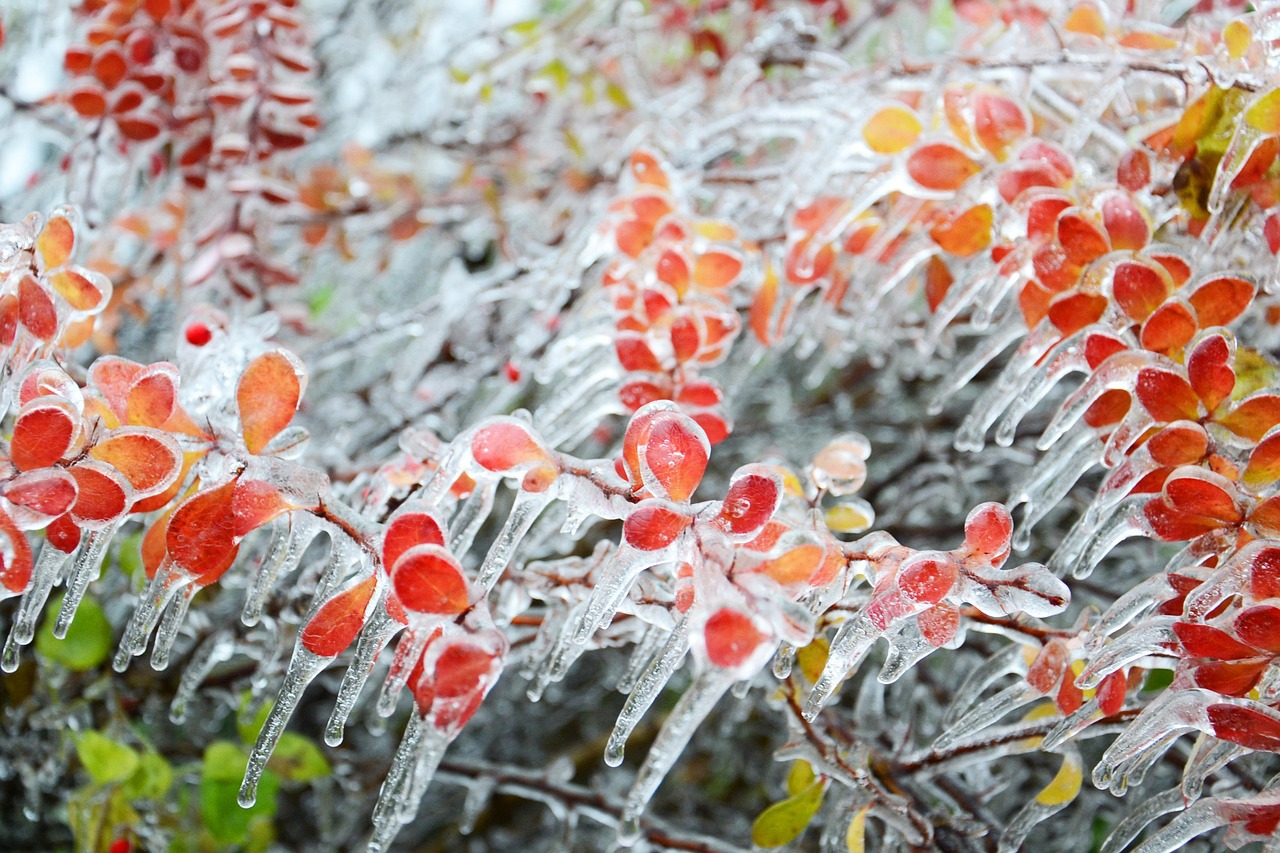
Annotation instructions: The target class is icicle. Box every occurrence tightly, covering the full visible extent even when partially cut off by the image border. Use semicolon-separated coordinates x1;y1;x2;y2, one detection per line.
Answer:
616;671;733;847
459;776;496;834
448;481;496;556
1087;574;1176;645
114;560;192;672
1077;620;1175;690
953;322;1063;452
527;604;590;701
1012;429;1099;549
1180;735;1243;802
150;583;197;670
933;681;1040;751
376;626;431;717
170;631;237;723
771;642;796;679
242;519;293;627
53;525;116;638
367;713;425;853
927;315;1023;417
1094;688;1214;795
367;715;454;853
308;533;359;621
804;615;879;721
573;545;670;644
878;621;940;683
606;618;689;767
415;440;468;508
1050;496;1146;578
326;599;402;746
1128;798;1233;853
1037;351;1150;453
617;624;666;695
1098;787;1186;853
240;646;333;807
943;643;1027;726
476;488;556;592
2;544;72;672
993;330;1089;447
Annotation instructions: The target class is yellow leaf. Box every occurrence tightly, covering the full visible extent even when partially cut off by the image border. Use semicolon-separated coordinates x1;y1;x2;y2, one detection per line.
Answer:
752;780;826;848
786;760;815;796
1224;20;1251;59
797;636;830;685
846;806;869;853
1035;753;1083;807
1246;88;1280;135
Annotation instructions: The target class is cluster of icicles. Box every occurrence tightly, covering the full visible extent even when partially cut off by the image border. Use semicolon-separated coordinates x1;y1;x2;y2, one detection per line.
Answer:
97;388;1064;852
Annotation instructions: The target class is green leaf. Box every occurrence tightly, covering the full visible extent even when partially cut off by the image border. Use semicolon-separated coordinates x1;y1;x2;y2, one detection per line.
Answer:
200;741;279;844
36;594;111;671
1142;667;1175;692
269;733;331;782
751;779;827;847
75;731;140;785
123;751;173;800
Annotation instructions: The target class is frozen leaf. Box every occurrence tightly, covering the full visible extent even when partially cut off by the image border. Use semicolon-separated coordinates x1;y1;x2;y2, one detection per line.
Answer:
391;545;469;615
751;779;826;847
237;350;305;455
36;212;75;270
11;398;78;471
89;428;182;499
300;575;377;657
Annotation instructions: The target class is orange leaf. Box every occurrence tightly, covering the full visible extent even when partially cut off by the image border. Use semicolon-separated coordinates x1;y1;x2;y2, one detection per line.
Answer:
89;428;182;498
237;350;304;455
906;143;981;191
36;213;75;270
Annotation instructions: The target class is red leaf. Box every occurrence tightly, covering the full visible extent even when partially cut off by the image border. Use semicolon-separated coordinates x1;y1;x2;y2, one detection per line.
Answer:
166;482;239;579
716;466;782;536
897;555;958;604
1135;368;1200;422
17;274;57;341
88;428;181;498
10;399;77;471
623;504;692;551
1140;301;1197;353
1220;393;1280;442
703;608;766;669
1174;622;1259;660
1234;605;1280;653
1112;260;1169;322
68;462;130;528
470;420;551;472
640;411;709;502
391;544;469;615
300;575;377;657
1208;704;1280;750
1195;659;1267;696
1189;276;1255;328
906;143;981;191
382;511;446;574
